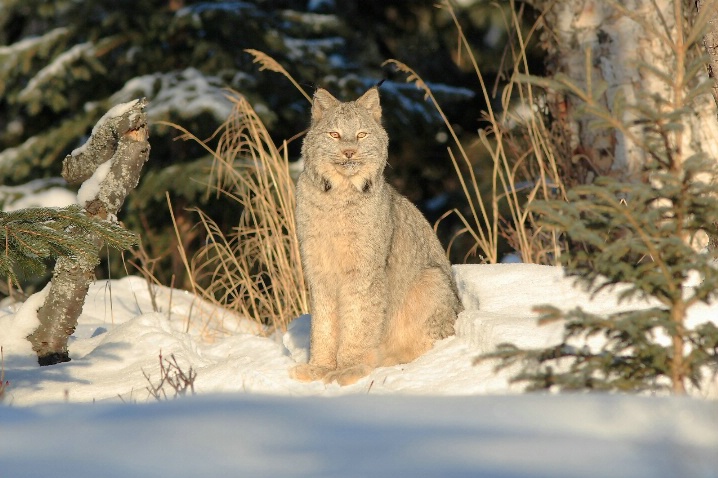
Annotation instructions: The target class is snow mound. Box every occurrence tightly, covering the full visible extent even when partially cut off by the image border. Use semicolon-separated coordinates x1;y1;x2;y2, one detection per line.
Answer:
2;264;715;405
1;264;717;477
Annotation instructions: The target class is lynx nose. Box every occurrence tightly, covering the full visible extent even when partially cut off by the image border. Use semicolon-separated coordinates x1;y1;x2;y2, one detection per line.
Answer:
342;149;356;160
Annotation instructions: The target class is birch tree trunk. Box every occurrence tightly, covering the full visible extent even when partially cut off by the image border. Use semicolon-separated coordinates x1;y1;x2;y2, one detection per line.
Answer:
696;0;718;109
695;0;718;250
28;99;150;365
536;0;718;180
533;0;718;394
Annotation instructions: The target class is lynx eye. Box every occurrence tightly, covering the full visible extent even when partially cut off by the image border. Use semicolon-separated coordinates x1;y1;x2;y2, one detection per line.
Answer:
328;132;341;139
357;132;368;139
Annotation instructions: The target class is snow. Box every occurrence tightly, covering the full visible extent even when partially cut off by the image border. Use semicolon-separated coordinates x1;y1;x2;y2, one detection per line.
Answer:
93;98;140;135
282;11;341;31
0;265;716;477
18;42;94;102
2;187;77;211
175;1;254;18
76;158;112;205
307;0;336;12
111;68;232;122
0;178;77;211
283;36;345;62
2;393;716;478
375;79;474;124
0;27;68;58
0;136;37;175
0;285;47;362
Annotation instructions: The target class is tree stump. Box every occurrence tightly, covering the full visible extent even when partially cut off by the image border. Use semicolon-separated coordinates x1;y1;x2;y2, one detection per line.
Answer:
28;98;150;365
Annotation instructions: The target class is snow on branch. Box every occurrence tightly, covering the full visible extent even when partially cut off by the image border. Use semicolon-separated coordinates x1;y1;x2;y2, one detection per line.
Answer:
17;42;95;104
64;98;150;216
0;27;69;58
0;28;70;89
110;69;232;123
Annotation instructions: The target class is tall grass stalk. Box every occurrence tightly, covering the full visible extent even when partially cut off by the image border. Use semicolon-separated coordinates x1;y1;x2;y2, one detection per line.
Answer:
171;93;307;334
245;49;312;103
388;0;566;263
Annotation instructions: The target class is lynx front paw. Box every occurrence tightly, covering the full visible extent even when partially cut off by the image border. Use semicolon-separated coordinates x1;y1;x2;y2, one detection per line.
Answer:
323;364;372;386
289;363;333;382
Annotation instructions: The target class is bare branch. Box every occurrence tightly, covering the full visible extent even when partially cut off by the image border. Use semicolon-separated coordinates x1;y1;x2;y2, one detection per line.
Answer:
28;99;149;365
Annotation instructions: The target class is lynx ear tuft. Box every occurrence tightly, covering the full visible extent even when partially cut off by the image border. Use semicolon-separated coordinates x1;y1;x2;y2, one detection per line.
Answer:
311;88;340;123
356;87;382;123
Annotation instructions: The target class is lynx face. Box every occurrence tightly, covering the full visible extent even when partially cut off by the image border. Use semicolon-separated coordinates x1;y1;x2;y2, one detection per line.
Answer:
302;88;389;190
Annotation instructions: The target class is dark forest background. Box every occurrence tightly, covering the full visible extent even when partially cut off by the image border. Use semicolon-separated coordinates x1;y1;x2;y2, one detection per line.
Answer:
0;0;542;291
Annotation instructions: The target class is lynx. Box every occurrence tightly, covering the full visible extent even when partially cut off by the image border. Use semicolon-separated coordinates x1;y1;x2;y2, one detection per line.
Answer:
290;87;462;386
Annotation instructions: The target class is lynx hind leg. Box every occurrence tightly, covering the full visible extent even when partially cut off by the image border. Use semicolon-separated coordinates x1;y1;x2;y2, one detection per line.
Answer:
381;267;459;367
289;363;333;382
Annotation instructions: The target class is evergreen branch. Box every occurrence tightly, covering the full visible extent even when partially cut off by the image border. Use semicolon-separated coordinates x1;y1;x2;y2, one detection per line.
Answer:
0;205;137;283
591;187;678;300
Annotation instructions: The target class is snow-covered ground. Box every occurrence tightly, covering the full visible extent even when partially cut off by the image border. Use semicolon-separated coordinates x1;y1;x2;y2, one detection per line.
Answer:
1;264;717;477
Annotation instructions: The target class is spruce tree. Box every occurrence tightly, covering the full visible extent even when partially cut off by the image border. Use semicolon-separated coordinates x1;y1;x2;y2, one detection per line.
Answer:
479;3;718;394
0;1;484;288
484;158;718;393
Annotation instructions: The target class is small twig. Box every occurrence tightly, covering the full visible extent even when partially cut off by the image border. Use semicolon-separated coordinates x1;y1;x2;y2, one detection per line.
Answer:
143;351;197;401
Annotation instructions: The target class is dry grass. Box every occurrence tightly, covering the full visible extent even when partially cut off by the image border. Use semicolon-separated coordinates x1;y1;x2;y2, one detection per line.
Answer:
170;92;308;334
388;0;566;264
143;351;197;400
0;347;8;402
245;49;312;103
168;2;570;335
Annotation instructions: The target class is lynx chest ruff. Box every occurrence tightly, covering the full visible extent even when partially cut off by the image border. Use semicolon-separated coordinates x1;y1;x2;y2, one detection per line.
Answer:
296;178;391;277
290;87;462;386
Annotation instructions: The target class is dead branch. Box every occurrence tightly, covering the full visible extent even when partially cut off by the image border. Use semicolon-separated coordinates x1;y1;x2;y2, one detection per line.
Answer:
28;99;150;365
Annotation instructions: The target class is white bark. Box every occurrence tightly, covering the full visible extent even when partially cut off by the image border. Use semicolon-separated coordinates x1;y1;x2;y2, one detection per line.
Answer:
539;0;718;178
696;0;718;108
